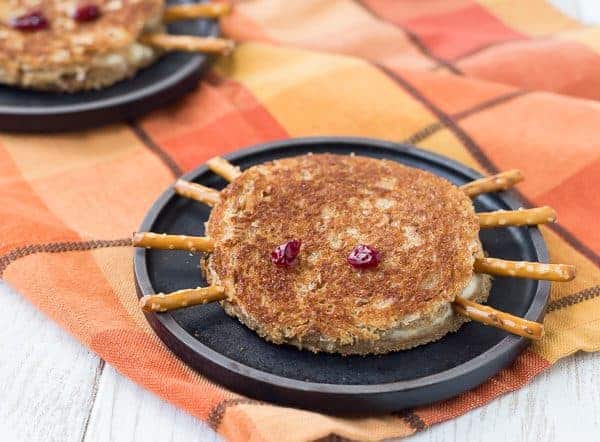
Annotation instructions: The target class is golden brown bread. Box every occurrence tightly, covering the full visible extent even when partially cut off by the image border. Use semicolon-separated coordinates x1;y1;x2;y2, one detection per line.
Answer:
0;0;163;91
204;154;491;355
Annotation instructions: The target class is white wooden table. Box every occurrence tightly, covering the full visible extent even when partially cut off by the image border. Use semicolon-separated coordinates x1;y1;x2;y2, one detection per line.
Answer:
1;1;599;441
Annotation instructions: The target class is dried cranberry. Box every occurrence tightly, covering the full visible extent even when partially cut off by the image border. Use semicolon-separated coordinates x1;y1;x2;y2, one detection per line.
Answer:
11;11;48;31
73;4;101;22
347;244;380;268
271;240;301;267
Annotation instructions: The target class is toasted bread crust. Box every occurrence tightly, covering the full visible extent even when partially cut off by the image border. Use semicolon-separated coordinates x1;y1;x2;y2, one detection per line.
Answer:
0;0;163;91
206;154;484;354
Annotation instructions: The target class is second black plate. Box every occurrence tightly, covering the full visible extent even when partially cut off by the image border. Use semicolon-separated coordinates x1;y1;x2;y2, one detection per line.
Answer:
134;137;549;414
0;0;218;132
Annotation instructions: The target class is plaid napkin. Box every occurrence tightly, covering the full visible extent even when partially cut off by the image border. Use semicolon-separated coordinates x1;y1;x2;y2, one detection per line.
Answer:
2;1;599;441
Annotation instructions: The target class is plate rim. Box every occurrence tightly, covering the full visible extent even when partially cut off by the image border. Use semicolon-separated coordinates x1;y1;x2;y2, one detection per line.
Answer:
0;55;207;115
134;136;549;398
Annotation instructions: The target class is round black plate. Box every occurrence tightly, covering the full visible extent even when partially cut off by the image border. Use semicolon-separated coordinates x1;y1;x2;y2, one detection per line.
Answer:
0;0;218;132
134;137;549;414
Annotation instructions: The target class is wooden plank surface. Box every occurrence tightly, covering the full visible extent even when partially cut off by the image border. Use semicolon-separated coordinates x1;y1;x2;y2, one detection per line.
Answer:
411;351;600;442
1;1;599;441
83;364;220;442
0;283;103;442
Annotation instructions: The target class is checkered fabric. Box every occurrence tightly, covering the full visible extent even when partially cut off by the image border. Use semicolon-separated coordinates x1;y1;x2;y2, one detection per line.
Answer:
1;1;599;440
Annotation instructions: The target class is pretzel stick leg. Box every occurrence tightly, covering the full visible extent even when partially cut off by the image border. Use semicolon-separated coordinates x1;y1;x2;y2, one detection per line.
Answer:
163;3;232;23
140;34;235;55
474;257;576;282
453;297;544;340
206;156;241;182
132;232;214;252
477;206;556;228
174;179;221;206
461;169;524;197
140;286;226;312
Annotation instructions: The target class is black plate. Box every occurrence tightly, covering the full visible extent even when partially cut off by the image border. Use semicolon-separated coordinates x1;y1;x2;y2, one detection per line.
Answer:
0;0;218;132
134;137;549;414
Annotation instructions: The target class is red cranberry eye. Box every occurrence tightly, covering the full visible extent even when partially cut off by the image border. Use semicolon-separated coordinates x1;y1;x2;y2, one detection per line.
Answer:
11;11;48;31
74;4;101;22
271;240;302;267
347;244;380;268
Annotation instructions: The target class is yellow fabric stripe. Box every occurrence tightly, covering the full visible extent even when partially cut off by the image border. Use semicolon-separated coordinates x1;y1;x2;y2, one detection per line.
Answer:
1;126;173;238
215;43;437;140
556;26;600;54
477;0;580;36
0;125;137;181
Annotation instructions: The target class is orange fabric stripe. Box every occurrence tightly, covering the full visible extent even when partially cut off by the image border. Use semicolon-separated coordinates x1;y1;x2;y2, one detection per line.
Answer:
224;0;437;71
402;4;526;59
10;144;172;239
538;158;600;255
214;43;438;140
141;73;289;172
397;68;519;115
460;92;600;256
361;0;472;21
459;38;600;100
0;143;79;255
226;0;600;101
220;404;415;442
4;250;134;341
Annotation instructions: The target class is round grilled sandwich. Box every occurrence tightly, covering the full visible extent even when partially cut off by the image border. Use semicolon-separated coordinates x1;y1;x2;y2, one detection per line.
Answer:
0;0;163;91
204;154;491;355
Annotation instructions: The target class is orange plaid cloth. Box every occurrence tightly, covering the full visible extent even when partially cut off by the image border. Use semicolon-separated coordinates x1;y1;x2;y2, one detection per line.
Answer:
1;1;600;440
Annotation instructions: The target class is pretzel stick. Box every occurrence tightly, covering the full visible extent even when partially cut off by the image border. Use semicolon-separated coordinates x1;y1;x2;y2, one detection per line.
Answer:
206;156;241;182
461;169;524;197
140;34;235;55
474;257;576;282
174;179;221;206
453;297;544;340
163;2;232;23
132;232;214;252
477;206;556;228
140;286;226;312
